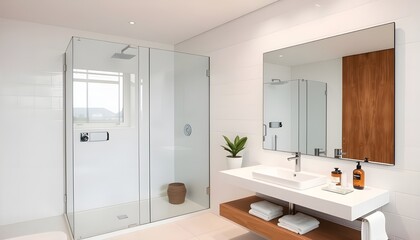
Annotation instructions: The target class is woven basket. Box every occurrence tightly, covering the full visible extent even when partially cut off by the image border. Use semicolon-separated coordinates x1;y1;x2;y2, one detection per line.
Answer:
167;182;187;204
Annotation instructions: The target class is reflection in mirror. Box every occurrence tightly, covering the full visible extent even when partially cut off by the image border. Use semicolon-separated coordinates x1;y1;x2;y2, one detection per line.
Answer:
263;79;326;155
301;80;327;156
263;79;298;152
263;23;395;165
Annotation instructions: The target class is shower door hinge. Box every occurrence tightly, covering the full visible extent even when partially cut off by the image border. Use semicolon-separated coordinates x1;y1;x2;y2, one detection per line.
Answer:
206;187;210;195
206;69;210;77
63;64;67;72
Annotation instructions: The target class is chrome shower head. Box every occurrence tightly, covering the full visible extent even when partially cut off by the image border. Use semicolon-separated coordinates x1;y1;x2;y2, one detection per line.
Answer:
112;45;136;59
112;52;136;59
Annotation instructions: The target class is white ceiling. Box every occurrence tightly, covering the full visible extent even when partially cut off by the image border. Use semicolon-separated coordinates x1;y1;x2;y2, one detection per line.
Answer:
0;0;279;45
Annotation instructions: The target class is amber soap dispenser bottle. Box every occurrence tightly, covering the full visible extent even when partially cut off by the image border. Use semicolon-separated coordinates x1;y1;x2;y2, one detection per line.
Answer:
353;161;365;190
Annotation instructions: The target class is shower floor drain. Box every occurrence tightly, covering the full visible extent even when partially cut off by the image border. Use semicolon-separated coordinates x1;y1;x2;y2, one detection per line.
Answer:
117;215;128;220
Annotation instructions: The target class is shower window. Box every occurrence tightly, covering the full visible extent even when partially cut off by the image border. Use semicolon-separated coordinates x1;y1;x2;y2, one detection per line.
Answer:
73;69;128;126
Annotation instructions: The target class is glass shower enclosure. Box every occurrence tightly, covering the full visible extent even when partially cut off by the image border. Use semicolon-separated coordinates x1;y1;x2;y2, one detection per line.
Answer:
65;38;209;239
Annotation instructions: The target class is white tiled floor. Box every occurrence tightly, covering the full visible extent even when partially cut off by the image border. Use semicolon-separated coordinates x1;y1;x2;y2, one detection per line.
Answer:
0;212;265;240
109;212;266;240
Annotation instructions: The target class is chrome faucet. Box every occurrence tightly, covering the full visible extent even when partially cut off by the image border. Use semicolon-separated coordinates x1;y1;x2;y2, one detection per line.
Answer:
287;152;301;172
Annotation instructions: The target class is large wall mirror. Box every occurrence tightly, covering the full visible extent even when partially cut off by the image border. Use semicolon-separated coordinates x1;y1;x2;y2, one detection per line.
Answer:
263;23;395;165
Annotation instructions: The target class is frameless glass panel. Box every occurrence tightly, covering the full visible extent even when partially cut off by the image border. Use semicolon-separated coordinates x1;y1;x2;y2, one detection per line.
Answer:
150;49;209;222
65;37;75;237
73;82;87;122
173;51;210;213
138;47;150;225
71;38;140;239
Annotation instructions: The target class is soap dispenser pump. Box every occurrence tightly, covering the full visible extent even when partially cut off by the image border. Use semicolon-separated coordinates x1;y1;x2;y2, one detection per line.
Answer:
353;161;365;190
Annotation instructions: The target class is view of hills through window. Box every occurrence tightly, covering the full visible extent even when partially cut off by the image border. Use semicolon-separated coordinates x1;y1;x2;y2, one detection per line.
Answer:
73;69;124;123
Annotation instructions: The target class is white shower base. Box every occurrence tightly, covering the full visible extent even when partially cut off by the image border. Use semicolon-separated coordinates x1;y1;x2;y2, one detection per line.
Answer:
69;196;206;239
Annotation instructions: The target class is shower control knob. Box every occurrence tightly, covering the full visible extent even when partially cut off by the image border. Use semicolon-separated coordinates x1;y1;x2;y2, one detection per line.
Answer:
184;124;192;136
80;133;89;142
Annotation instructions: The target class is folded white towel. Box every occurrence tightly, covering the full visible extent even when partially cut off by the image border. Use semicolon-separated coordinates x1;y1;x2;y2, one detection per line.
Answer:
278;213;320;233
249;209;283;221
361;211;388;240
250;200;283;216
277;222;319;235
250;206;283;217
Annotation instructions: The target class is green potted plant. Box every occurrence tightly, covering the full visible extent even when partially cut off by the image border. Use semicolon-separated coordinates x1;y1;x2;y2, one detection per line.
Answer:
221;135;248;169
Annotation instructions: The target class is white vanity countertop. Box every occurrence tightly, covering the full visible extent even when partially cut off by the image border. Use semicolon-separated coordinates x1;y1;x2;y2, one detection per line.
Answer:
220;165;389;221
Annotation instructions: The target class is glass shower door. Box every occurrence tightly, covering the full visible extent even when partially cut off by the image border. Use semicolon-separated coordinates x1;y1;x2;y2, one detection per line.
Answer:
150;49;210;221
68;37;142;239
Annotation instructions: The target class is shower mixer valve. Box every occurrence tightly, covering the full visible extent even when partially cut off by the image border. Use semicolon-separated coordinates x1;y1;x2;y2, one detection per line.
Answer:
80;133;89;142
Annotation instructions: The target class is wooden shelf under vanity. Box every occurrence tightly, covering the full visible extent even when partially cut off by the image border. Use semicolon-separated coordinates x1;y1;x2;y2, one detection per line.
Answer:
220;196;361;240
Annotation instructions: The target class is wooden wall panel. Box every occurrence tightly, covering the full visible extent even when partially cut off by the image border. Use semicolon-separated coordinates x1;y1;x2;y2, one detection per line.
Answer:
342;49;395;164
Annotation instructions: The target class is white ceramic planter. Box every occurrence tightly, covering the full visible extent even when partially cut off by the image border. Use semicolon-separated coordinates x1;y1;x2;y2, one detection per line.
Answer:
227;156;243;169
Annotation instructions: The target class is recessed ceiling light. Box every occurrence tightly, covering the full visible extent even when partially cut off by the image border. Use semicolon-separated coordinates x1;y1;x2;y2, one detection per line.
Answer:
129;21;135;25
315;3;321;7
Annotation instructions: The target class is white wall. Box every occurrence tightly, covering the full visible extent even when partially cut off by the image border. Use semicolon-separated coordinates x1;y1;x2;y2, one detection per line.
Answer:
0;17;172;225
176;0;420;239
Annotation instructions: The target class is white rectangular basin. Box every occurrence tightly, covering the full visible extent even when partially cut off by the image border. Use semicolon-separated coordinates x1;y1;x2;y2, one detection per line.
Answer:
252;167;327;190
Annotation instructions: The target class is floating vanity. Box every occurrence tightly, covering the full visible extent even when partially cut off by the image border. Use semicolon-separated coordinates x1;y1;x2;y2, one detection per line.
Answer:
219;165;389;239
221;196;361;240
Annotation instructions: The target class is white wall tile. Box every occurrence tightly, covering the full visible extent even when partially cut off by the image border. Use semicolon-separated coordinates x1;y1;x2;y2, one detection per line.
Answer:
386;212;420;240
402;146;420;171
402;43;420;147
381;191;397;214
212;120;261;135
212;93;261;121
384;212;400;239
395;193;420;220
212;78;261;97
